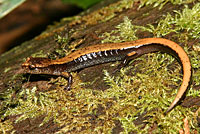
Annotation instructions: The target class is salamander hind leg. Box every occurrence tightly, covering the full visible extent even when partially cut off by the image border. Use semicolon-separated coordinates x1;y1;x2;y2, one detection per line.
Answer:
61;72;73;90
112;58;129;74
112;53;139;74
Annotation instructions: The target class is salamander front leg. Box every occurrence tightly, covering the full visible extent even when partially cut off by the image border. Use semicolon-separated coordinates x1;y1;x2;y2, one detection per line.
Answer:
62;72;73;90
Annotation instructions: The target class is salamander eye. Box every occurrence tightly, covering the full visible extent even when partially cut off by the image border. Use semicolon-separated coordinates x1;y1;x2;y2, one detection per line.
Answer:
29;64;36;69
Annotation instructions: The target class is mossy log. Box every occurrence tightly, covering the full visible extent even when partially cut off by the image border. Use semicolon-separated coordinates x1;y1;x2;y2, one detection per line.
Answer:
0;0;200;133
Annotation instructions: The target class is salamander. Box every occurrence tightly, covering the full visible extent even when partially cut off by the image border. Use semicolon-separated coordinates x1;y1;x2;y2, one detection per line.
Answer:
22;38;191;113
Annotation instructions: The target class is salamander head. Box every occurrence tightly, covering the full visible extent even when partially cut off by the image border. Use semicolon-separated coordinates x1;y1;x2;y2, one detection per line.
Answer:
22;57;51;69
21;57;63;75
21;57;54;74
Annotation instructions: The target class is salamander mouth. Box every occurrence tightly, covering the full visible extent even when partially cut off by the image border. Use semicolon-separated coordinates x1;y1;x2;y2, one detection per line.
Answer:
22;66;43;74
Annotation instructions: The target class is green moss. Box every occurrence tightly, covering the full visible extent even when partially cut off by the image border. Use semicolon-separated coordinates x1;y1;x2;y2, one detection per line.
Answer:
97;3;200;133
139;0;194;9
4;67;11;73
0;120;14;134
187;44;200;96
136;14;178;37
137;3;200;39
2;87;55;125
173;3;200;39
54;35;68;47
69;0;134;26
102;53;198;133
31;50;47;58
101;3;200;40
100;16;138;43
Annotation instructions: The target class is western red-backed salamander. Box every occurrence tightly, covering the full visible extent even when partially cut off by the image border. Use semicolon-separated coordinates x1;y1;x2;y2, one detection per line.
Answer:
22;38;191;113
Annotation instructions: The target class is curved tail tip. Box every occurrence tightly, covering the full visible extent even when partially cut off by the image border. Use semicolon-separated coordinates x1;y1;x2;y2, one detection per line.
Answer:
165;107;173;115
165;101;178;114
